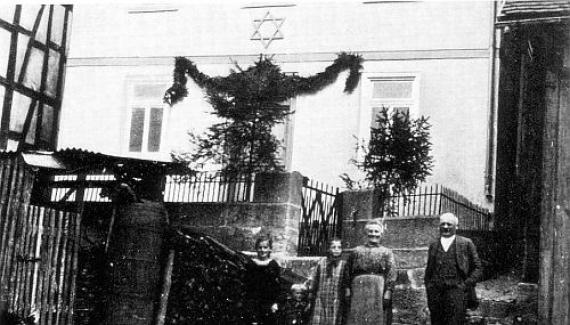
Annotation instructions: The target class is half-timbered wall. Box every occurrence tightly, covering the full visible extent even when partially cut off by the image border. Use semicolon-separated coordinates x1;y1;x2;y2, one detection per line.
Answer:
0;5;72;151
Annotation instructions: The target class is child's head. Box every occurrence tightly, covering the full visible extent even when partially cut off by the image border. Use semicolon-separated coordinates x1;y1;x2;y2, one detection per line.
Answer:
290;283;307;302
254;235;273;260
328;238;343;258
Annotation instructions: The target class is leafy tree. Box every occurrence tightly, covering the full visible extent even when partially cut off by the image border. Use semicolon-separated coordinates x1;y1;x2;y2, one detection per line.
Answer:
341;107;433;216
164;53;363;175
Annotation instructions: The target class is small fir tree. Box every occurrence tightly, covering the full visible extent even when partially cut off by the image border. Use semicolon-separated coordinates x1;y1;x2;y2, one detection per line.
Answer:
341;107;433;216
164;53;363;175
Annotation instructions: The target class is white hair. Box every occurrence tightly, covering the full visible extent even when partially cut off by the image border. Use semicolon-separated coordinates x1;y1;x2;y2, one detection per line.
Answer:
440;212;459;225
364;218;386;234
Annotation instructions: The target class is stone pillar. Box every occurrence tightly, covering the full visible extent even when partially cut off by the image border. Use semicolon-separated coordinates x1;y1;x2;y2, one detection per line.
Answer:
172;172;304;256
251;171;303;256
253;171;303;204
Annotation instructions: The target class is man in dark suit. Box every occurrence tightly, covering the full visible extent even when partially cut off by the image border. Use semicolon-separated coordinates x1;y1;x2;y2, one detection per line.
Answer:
425;212;482;325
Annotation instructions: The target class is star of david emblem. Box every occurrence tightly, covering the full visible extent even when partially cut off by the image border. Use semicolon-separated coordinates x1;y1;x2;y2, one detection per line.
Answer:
251;11;285;49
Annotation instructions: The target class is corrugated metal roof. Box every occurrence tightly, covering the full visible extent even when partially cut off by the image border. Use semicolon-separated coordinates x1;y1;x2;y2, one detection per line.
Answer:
498;0;570;24
6;148;188;172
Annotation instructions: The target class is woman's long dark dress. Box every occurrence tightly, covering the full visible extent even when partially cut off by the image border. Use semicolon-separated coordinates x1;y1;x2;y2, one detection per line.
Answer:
246;259;281;325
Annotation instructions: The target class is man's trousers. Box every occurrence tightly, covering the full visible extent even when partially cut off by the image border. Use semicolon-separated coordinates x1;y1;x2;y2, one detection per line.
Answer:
426;285;465;325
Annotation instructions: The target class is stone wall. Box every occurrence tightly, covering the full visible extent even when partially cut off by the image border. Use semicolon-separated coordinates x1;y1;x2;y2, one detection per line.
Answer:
168;172;303;255
337;188;503;324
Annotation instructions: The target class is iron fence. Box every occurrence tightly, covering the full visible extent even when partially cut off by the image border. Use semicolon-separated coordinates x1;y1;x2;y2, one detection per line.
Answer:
376;184;493;230
48;172;256;203
164;173;255;203
298;178;341;256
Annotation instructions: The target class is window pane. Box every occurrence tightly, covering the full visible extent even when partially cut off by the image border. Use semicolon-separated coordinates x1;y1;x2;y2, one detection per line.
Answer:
40;104;54;143
393;106;410;115
15;34;29;78
10;91;32;132
25;102;39;144
147;107;163;152
134;84;166;100
371;106;388;125
46;49;60;97
35;6;49;44
19;5;42;31
372;80;413;99
129;107;145;152
21;47;44;90
50;5;66;46
0;28;11;78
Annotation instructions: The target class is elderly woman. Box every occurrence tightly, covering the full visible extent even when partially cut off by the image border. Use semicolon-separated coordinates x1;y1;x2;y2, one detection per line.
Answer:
345;219;396;325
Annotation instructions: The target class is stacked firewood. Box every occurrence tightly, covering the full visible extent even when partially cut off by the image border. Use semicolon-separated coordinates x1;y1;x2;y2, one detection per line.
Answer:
165;229;257;325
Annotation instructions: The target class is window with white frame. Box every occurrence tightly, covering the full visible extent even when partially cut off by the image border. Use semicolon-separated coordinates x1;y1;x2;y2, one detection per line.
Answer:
126;82;168;153
360;74;419;132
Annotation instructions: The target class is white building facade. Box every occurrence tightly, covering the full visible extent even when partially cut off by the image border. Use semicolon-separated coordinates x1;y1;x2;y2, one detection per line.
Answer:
59;1;498;208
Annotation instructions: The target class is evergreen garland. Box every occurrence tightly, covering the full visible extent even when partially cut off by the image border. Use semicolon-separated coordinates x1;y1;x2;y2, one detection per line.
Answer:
164;52;363;106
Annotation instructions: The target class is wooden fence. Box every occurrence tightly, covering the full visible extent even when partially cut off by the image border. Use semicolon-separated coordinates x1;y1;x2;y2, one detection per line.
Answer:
0;156;81;324
0;204;81;325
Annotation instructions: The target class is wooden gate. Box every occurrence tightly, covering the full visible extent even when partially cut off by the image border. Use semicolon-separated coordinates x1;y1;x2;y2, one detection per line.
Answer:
298;178;341;256
0;203;81;325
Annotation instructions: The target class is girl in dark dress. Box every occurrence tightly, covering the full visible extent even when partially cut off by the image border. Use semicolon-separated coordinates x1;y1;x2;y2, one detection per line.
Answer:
247;236;282;325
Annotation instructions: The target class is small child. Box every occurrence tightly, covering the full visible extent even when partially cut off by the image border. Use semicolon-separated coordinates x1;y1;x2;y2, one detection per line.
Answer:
246;235;282;325
280;283;310;325
308;238;349;325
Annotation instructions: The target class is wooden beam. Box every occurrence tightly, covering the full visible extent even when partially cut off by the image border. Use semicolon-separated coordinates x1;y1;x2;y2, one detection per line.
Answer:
539;69;570;325
52;5;71;149
0;76;59;108
0;6;21;149
34;5;54;149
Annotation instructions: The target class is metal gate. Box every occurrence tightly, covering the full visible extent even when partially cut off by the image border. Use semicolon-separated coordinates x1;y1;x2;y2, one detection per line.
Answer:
298;178;341;256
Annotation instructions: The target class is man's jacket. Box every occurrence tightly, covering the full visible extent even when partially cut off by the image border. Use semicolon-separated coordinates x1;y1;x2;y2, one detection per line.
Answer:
424;235;482;288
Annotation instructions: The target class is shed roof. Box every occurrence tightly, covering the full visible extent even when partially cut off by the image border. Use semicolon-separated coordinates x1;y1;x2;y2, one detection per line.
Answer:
498;0;570;25
16;148;188;174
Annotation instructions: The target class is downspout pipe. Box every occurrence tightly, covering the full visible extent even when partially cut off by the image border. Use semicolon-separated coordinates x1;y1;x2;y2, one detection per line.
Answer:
485;0;499;202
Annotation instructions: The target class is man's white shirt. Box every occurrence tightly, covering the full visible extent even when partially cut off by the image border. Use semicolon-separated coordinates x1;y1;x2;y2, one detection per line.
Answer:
440;235;456;252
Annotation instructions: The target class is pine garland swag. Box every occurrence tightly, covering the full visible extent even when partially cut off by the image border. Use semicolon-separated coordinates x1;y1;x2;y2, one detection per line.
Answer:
163;52;363;106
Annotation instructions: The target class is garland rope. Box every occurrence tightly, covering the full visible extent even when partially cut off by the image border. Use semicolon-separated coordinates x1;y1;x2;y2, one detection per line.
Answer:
164;52;363;106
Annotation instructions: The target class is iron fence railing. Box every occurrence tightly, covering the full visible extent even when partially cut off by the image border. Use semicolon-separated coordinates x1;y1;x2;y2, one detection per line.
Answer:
377;184;493;230
164;173;255;203
298;178;340;256
48;172;255;203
